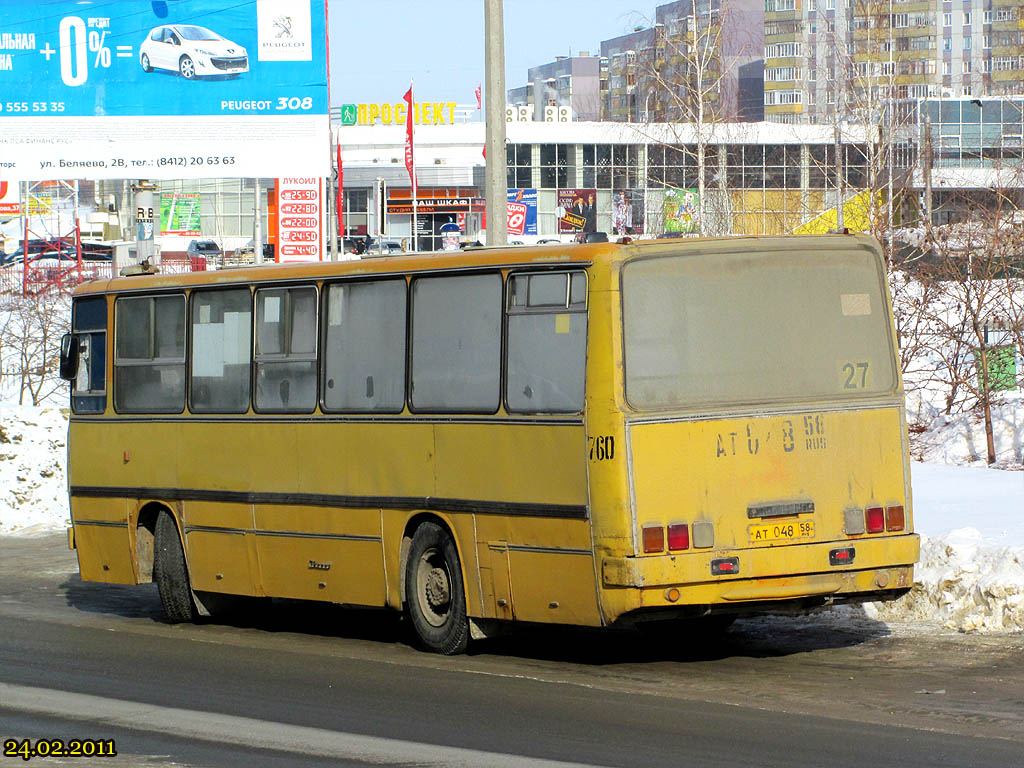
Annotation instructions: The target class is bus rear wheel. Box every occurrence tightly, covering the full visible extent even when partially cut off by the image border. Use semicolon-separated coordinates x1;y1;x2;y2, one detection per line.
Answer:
404;522;468;655
153;511;197;623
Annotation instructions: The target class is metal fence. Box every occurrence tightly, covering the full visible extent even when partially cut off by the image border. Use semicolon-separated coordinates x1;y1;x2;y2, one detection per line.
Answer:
0;257;208;296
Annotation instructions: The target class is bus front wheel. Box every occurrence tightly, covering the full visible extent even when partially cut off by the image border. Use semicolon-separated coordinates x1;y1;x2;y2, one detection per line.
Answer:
153;511;197;623
404;522;468;655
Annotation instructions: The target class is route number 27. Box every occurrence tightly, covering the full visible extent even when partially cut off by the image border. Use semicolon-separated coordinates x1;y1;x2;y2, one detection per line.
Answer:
842;361;870;389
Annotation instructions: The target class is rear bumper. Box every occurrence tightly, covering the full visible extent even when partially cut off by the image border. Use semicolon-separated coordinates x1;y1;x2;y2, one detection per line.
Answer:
601;533;919;614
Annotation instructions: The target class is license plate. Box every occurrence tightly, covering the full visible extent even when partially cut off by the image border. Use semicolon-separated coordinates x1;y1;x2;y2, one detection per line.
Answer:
749;520;815;543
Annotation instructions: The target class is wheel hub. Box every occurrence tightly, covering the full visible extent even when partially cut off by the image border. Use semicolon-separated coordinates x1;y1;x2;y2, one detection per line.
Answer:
425;567;450;609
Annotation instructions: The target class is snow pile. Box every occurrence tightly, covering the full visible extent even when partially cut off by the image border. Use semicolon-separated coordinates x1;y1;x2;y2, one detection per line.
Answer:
870;529;1024;632
0;405;70;536
867;460;1024;633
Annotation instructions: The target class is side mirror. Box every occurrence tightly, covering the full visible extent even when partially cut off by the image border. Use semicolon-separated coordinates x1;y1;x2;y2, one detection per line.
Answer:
59;333;79;381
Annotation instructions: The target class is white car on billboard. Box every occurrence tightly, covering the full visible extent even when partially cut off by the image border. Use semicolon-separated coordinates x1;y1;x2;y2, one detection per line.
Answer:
140;25;248;80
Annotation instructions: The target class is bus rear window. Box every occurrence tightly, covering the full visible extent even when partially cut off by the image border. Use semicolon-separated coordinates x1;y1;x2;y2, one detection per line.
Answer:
622;248;896;410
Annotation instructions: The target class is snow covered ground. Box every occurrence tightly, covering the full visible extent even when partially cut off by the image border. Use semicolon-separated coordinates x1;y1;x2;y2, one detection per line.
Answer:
1;401;1022;633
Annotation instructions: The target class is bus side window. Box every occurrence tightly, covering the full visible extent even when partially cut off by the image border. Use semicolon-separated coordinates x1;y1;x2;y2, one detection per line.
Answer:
505;271;588;414
254;286;317;413
71;296;108;414
410;273;502;413
190;288;253;414
323;279;406;413
114;295;186;414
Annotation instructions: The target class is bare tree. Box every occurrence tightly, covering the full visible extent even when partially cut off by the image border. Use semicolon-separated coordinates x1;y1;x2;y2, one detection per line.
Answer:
0;293;70;406
905;183;1024;465
802;0;921;246
635;0;759;234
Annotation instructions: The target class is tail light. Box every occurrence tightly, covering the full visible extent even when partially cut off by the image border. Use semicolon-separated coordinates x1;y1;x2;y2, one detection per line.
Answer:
885;505;905;532
667;523;689;551
865;506;885;534
642;525;664;553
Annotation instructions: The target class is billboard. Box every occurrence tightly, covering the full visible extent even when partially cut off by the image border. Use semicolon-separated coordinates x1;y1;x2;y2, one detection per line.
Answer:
557;189;596;234
0;181;20;216
0;1;329;181
664;188;700;234
507;188;537;236
612;190;645;235
160;193;200;235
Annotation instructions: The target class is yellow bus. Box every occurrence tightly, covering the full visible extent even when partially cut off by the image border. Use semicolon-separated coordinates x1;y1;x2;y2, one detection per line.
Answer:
60;234;919;654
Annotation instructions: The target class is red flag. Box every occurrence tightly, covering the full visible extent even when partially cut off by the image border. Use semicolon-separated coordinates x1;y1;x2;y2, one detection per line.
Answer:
402;84;417;197
475;84;482;110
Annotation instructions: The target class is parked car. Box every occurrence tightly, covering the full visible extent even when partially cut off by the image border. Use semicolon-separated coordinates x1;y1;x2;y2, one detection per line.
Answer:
656;231;688;239
2;245;78;266
574;231;609;244
140;25;248;80
233;240;273;259
3;249;79;267
186;239;221;259
536;238;562;245
2;239;48;264
80;242;112;260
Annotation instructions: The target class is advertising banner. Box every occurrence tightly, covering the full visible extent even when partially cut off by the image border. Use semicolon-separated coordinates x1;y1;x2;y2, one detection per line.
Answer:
276;176;322;262
612;189;644;235
664;188;700;234
160;193;200;236
557;189;596;234
507;188;537;236
387;197;471;215
0;1;329;181
0;181;20;216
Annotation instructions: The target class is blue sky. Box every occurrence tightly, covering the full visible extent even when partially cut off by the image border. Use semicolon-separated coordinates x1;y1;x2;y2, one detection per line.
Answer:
329;1;656;109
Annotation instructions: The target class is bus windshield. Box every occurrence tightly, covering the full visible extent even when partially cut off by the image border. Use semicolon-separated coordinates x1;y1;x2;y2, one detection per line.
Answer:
622;247;897;410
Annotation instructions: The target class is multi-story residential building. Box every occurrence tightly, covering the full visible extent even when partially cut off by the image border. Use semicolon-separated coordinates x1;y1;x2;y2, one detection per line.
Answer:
765;0;1024;124
600;27;657;121
506;54;603;121
599;0;763;123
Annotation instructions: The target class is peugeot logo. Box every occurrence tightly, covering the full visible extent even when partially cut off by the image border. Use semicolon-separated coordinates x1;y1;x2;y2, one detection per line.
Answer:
273;16;293;38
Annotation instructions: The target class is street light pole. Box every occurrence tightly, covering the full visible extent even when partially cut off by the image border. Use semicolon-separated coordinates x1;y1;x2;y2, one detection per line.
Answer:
484;0;508;245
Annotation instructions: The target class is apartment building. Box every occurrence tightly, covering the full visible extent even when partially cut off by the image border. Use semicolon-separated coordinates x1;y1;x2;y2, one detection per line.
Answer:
764;0;1024;123
598;0;764;122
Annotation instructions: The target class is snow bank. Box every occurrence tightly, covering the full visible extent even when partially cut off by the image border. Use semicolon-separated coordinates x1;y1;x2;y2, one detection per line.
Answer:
869;529;1024;632
866;461;1024;633
0;405;70;536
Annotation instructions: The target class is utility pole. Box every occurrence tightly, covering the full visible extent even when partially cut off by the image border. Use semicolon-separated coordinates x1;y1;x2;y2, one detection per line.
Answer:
484;0;507;245
835;85;845;231
254;179;264;265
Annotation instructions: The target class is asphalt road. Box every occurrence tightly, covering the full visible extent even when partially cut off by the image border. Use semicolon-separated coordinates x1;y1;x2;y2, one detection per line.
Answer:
1;535;1022;767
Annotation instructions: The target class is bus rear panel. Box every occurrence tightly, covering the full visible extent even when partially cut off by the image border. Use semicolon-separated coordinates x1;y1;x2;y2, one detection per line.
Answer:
599;236;918;623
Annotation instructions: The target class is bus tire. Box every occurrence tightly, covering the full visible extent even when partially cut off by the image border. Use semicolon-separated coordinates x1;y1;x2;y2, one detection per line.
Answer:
404;522;468;655
153;511;197;623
